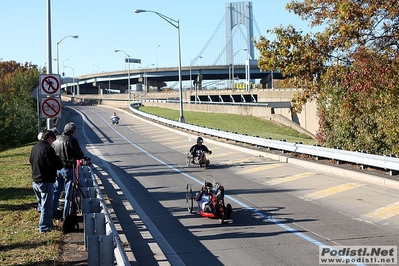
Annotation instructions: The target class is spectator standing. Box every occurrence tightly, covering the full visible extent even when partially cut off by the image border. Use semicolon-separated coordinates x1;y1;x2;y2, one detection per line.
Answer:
29;130;63;233
52;122;84;219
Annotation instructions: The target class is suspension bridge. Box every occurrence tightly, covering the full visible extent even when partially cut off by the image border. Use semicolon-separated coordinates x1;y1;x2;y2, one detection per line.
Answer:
68;1;282;95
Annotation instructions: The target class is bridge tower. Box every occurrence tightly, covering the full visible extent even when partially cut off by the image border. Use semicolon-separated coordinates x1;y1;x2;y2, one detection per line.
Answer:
225;1;254;66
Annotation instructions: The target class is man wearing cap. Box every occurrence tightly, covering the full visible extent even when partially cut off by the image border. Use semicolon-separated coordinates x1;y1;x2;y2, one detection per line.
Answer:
52;122;84;220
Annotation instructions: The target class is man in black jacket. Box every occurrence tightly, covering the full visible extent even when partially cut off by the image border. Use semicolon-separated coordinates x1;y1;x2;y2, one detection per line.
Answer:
30;130;63;233
52;122;84;220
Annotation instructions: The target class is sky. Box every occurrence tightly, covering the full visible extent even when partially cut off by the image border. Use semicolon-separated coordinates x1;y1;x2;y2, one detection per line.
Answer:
0;0;314;78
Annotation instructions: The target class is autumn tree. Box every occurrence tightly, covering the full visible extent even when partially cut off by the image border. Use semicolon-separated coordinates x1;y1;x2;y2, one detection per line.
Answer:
0;61;41;151
254;0;399;155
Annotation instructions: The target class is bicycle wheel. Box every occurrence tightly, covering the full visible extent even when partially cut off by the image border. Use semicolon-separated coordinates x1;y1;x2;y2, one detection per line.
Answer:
186;184;194;213
186;152;192;167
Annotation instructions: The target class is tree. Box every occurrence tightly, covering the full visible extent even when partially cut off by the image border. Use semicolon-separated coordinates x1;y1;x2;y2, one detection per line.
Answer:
0;61;41;151
254;0;399;155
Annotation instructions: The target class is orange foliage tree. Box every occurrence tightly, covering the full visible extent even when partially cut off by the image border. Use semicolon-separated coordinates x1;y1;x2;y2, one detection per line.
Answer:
255;0;399;155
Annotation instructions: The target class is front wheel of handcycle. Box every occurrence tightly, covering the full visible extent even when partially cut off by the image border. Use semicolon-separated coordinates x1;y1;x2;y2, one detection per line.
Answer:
186;152;192;167
186;184;194;213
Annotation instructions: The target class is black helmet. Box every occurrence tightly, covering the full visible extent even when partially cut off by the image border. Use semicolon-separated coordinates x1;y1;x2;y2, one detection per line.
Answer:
205;181;212;188
197;137;203;143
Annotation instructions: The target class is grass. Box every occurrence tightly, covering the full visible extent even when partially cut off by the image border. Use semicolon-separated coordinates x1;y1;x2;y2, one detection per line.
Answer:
0;143;63;265
138;106;317;145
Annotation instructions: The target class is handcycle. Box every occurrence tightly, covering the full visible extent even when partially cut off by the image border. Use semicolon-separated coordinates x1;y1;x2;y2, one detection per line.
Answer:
110;117;120;125
186;150;212;169
186;180;232;224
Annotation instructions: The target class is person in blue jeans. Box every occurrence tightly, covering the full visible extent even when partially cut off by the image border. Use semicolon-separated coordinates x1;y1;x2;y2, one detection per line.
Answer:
52;122;84;220
30;130;63;233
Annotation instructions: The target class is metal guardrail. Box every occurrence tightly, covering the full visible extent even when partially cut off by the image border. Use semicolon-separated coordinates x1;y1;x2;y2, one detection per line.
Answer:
79;165;130;265
129;104;399;175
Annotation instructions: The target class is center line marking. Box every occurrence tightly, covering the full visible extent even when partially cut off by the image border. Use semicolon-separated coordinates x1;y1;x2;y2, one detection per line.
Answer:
301;183;364;200
267;172;316;185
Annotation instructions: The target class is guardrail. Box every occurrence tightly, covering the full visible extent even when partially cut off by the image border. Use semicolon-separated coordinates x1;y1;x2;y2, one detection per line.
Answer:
78;165;130;265
129;104;399;175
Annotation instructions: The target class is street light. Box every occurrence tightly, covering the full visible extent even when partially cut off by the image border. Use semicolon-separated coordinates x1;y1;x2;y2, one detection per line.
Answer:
62;59;69;77
64;65;75;96
232;48;247;89
115;49;131;101
144;63;155;93
57;35;78;74
156;45;160;69
93;64;99;73
135;9;185;123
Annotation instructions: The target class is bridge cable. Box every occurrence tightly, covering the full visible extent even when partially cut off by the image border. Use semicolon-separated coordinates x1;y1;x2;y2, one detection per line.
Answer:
194;12;227;66
212;26;238;66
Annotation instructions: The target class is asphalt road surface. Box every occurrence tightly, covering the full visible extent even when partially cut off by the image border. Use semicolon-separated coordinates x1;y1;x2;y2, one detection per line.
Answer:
64;103;399;266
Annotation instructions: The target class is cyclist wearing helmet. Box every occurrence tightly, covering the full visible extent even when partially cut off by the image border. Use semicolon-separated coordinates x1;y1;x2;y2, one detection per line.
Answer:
189;137;212;165
195;181;214;213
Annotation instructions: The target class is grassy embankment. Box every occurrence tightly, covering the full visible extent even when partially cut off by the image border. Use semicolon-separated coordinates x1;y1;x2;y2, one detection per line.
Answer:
0;144;63;265
138;106;316;145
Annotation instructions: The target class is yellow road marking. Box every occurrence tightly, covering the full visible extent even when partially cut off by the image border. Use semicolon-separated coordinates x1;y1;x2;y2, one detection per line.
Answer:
210;151;237;158
267;172;316;185
301;183;364;200
221;156;259;164
237;164;282;174
137;128;156;133
365;201;399;220
174;145;191;150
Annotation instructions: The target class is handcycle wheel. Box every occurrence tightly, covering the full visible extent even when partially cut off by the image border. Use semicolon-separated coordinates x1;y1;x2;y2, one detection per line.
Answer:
218;205;226;224
226;203;232;219
186;184;194;213
186;152;192;167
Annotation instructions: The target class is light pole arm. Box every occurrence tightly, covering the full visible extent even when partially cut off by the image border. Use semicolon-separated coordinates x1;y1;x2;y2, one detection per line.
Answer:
57;35;78;75
135;9;179;29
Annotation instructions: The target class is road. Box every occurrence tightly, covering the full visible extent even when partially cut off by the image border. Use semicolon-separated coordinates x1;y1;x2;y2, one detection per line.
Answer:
65;103;399;266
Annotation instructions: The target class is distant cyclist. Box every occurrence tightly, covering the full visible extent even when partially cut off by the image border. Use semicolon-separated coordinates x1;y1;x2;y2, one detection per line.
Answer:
189;137;212;165
110;112;120;125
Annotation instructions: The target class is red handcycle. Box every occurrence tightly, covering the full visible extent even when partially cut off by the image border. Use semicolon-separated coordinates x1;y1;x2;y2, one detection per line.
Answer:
186;181;232;224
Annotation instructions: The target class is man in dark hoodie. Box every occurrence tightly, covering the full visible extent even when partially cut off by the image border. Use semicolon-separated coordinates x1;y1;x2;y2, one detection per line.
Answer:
30;130;63;233
52;122;84;220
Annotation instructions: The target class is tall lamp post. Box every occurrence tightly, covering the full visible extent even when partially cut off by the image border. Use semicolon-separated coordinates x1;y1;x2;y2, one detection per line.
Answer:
57;35;78;75
64;65;75;95
232;48;247;89
144;63;154;93
135;9;184;123
93;64;100;73
115;49;131;101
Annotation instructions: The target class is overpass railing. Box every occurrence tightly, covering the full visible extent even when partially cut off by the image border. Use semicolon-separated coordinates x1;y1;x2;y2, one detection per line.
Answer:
129;105;399;175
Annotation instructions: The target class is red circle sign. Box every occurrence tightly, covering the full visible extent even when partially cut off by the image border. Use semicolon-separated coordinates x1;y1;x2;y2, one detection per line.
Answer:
41;76;60;94
41;98;61;117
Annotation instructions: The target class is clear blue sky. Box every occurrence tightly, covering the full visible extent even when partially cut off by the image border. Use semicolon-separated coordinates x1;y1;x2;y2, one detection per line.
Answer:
1;0;312;77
